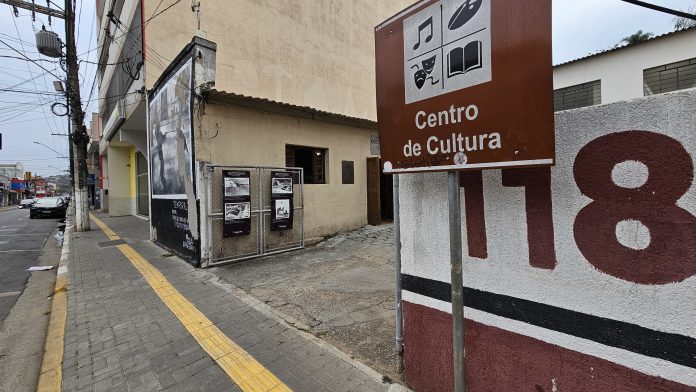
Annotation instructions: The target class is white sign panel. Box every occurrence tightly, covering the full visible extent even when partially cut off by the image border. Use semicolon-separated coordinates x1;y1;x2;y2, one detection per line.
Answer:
403;0;492;104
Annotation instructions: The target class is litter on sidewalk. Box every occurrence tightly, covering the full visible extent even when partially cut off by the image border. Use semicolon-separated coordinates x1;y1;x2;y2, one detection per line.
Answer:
27;266;54;271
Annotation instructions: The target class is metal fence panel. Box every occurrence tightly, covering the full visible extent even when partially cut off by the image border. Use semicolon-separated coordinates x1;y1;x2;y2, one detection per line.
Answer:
204;165;304;266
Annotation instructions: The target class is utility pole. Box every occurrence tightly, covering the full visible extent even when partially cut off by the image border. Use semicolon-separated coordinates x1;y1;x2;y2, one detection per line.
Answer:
64;0;90;231
0;0;90;231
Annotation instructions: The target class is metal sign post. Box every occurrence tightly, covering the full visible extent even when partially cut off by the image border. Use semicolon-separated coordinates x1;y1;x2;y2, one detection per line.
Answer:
448;171;465;392
375;1;553;389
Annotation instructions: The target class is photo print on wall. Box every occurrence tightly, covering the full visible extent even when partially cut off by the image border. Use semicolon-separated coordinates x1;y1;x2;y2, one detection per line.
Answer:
149;59;193;198
222;170;252;237
272;177;293;194
225;177;250;197
225;202;251;220
270;171;294;231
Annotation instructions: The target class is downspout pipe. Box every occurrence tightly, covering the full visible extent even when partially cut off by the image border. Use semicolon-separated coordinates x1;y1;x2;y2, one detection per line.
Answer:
394;174;404;374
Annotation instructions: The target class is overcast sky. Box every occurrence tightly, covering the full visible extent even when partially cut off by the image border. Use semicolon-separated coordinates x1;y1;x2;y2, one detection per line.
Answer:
0;0;693;177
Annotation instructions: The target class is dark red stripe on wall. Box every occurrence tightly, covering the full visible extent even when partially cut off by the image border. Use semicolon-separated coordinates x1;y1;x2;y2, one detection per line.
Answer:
401;274;696;369
403;301;695;392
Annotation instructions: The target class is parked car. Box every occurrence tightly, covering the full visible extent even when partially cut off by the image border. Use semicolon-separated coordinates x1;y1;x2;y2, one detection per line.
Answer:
29;197;67;219
19;199;36;209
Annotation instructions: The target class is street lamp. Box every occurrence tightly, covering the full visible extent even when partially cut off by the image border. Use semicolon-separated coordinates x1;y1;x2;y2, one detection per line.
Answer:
53;80;64;92
33;141;70;160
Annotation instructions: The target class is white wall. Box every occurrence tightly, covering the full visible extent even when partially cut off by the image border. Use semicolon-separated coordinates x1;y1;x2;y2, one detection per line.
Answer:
553;30;696;104
399;89;696;388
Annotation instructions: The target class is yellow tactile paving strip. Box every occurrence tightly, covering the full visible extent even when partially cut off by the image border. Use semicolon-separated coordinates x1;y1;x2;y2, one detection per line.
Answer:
90;214;292;392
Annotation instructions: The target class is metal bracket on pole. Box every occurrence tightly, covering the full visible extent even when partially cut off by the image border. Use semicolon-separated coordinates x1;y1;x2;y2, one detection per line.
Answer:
448;171;466;392
0;0;65;19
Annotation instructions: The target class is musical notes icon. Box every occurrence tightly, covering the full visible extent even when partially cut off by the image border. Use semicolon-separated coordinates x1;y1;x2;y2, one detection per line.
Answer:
403;0;492;104
412;16;434;50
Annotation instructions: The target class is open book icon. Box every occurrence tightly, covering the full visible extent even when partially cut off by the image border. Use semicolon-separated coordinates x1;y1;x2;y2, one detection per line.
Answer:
447;40;483;78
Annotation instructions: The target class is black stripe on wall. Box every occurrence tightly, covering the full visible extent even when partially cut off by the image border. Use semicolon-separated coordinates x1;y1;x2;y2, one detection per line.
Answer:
401;274;696;370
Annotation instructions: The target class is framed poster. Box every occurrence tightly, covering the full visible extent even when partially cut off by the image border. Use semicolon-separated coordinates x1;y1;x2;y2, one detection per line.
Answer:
223;170;251;237
270;171;294;231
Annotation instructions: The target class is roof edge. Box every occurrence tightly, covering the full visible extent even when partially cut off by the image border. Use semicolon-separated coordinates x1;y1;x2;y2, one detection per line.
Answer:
204;90;377;130
554;26;696;68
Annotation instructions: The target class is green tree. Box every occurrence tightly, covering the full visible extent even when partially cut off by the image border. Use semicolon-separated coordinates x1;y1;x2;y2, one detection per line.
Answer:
621;30;655;45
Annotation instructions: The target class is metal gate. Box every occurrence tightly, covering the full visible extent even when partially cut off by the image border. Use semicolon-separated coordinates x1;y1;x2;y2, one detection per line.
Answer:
199;165;304;267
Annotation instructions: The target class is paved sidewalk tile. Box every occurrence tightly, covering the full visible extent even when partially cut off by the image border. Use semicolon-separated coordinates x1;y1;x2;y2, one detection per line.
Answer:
62;213;392;392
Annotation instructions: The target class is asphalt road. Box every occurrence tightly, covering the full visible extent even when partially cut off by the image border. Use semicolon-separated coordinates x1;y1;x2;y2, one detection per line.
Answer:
0;207;60;325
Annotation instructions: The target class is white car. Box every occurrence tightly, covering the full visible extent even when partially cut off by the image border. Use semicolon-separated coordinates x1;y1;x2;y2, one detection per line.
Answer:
19;199;36;209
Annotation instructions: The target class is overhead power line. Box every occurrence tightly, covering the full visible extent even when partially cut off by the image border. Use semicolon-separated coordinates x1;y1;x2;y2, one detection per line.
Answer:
0;38;63;79
619;0;696;20
0;87;61;95
0;55;57;63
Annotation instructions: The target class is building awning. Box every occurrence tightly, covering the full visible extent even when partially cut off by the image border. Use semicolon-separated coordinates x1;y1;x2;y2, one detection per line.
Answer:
205;90;377;131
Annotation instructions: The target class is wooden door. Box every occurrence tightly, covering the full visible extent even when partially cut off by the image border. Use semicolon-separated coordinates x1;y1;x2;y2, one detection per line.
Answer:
366;157;381;225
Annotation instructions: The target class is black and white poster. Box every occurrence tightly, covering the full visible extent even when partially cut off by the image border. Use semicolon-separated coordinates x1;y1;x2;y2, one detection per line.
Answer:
149;59;193;198
271;177;292;194
223;170;252;237
225;176;250;197
147;55;198;263
270;171;293;231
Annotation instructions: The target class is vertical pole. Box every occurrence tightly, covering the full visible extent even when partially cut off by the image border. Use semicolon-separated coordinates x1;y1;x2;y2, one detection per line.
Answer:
393;174;404;374
66;95;74;190
448;171;466;392
64;0;90;230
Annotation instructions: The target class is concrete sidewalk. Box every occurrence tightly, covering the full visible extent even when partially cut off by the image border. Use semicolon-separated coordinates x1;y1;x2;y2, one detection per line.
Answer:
210;225;399;383
60;213;401;392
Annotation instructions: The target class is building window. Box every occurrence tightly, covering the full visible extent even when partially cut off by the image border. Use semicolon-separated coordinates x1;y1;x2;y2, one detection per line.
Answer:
342;161;354;184
553;80;601;111
644;58;696;96
286;145;326;184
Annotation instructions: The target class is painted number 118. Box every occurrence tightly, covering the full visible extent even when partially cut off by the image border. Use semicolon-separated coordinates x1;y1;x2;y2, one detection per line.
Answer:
459;131;696;285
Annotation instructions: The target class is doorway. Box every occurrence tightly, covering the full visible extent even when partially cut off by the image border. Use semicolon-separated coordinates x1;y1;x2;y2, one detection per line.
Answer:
366;157;394;225
136;152;149;216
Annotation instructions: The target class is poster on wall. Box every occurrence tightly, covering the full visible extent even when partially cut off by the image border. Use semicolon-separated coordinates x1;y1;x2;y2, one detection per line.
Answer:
148;59;193;199
223;170;251;237
270;171;293;231
147;54;197;263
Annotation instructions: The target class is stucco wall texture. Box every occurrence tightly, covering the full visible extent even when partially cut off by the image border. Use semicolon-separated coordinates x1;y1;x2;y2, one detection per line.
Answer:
143;0;415;121
199;104;373;241
399;89;696;391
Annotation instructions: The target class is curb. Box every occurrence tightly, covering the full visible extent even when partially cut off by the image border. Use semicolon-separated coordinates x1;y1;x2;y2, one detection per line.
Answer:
36;217;71;392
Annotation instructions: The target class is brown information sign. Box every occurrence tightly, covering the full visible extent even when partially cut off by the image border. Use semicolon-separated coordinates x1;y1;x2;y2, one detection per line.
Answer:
375;0;554;173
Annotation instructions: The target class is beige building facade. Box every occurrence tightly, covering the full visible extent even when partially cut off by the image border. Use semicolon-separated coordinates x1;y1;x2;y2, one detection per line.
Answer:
199;92;377;241
143;1;410;120
96;0;412;264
